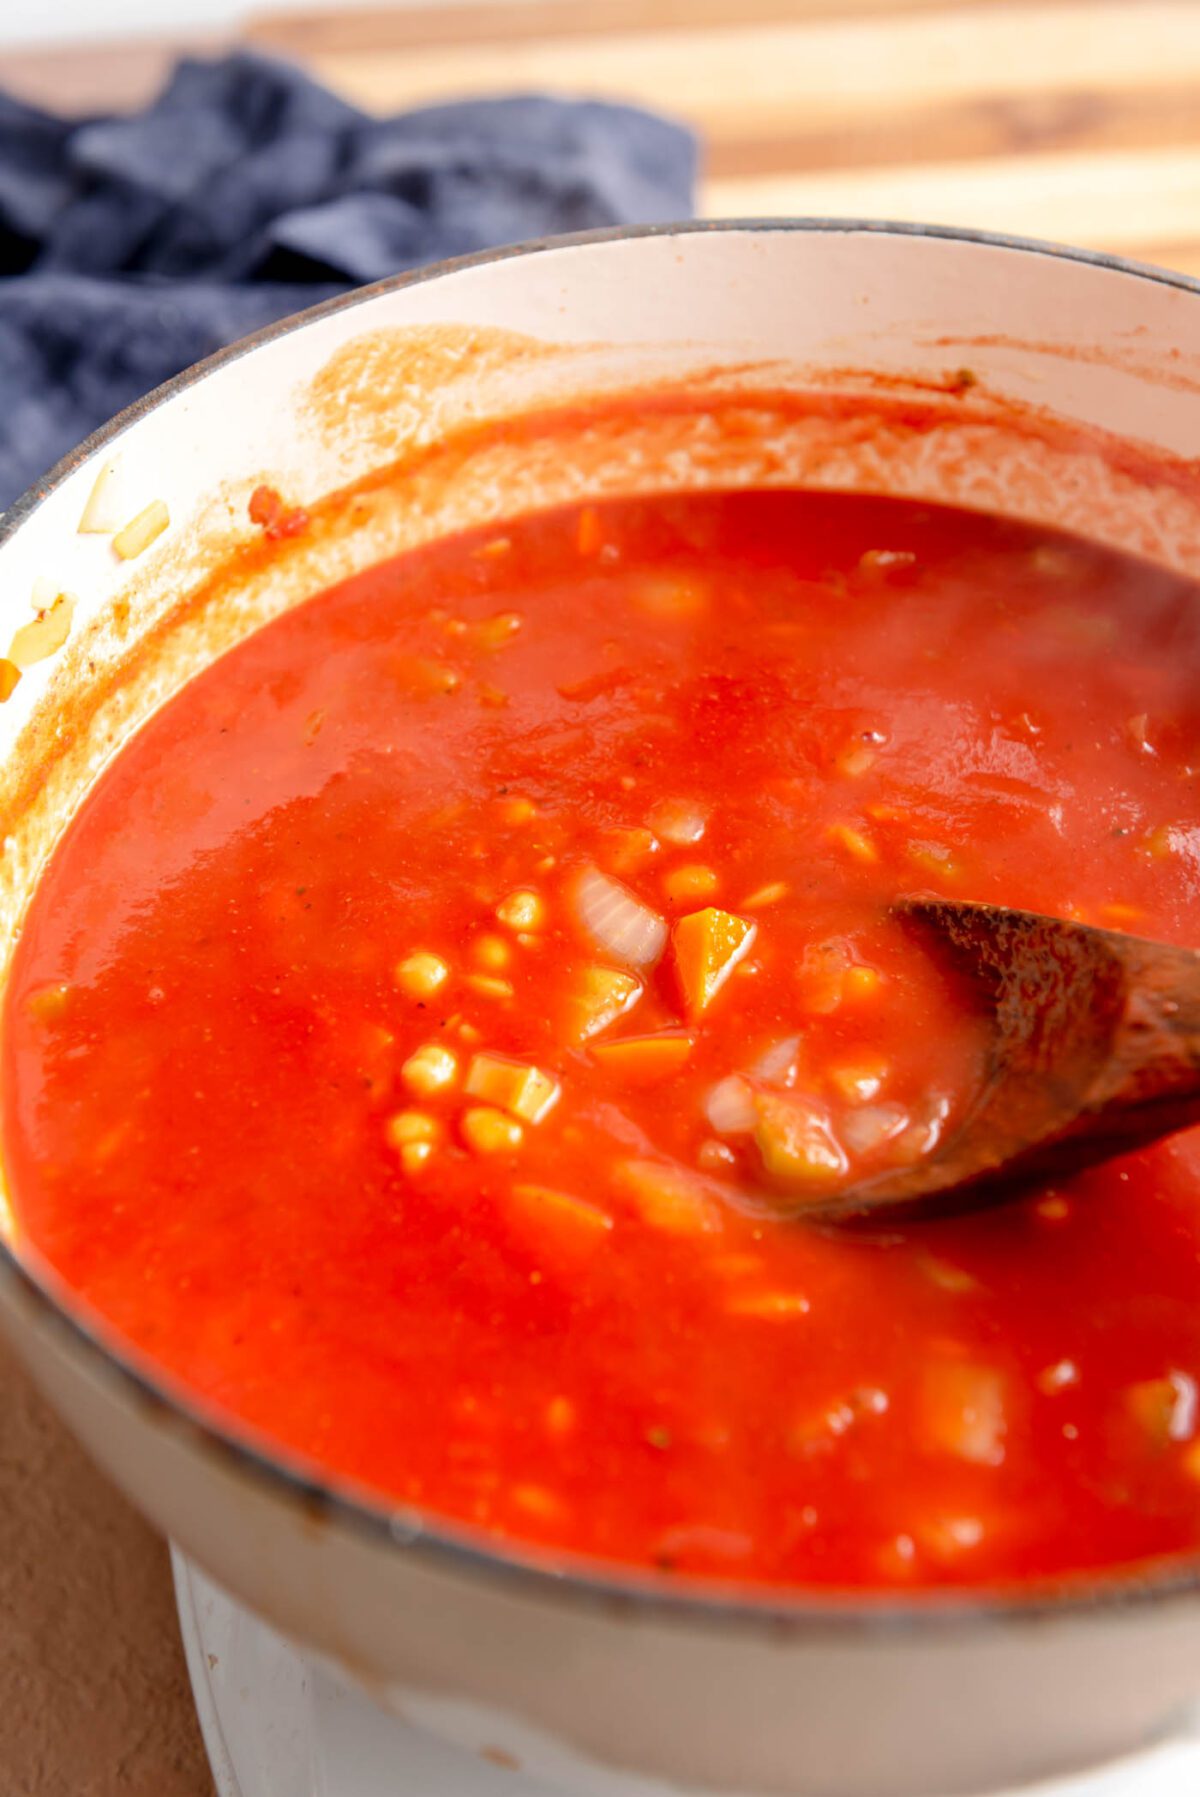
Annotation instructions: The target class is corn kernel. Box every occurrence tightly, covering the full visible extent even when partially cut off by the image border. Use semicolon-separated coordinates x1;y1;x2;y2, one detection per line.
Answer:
401;1141;436;1176
462;1106;524;1155
465;974;514;1001
843;965;882;1001
496;889;544;931
827;822;879;864
395;951;449;999
663;863;720;905
401;1042;459;1096
472;933;512;972
742;880;789;909
112;499;170;560
385;1110;442;1148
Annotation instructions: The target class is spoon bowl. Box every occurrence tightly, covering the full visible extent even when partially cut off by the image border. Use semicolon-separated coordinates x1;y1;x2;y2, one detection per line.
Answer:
805;897;1200;1224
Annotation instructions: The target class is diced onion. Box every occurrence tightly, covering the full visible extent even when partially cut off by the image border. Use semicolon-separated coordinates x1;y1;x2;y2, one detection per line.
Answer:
840;1102;909;1156
750;1034;801;1085
573;866;666;968
648;798;708;846
78;455;129;534
704;1074;757;1136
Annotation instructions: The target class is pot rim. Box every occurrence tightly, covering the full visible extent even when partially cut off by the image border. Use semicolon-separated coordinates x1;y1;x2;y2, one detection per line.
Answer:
5;215;1200;1639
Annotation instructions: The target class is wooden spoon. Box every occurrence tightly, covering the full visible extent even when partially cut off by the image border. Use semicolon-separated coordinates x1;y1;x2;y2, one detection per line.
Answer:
810;897;1200;1225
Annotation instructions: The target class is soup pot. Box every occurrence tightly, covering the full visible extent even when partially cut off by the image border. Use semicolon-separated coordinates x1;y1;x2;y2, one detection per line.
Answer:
3;221;1200;1797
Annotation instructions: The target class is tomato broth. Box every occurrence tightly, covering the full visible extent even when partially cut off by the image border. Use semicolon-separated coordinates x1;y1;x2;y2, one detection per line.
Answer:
6;482;1200;1591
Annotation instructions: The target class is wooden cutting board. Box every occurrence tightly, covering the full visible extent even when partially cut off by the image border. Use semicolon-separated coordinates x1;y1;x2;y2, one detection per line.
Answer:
246;0;1200;276
0;3;1196;1794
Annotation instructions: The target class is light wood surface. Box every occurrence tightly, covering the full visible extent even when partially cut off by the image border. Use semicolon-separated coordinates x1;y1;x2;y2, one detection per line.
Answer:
0;3;1196;1793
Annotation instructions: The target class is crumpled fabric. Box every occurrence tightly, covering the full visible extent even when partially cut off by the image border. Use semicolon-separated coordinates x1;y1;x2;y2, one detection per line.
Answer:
0;52;696;508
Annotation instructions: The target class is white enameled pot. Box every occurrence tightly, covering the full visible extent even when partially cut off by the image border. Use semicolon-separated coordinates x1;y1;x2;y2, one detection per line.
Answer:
3;223;1200;1797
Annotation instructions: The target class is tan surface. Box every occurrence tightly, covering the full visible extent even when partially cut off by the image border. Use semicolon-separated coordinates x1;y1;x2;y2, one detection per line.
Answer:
0;1335;210;1796
0;1;1197;1791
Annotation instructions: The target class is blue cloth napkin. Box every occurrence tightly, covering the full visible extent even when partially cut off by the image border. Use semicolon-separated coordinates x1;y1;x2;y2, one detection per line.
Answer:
0;52;696;509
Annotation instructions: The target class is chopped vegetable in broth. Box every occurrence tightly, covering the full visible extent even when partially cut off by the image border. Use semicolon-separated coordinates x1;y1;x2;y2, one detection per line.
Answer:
7;484;1200;1590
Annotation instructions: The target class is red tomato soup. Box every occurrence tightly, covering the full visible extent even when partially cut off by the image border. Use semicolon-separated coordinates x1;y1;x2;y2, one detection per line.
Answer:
6;483;1200;1592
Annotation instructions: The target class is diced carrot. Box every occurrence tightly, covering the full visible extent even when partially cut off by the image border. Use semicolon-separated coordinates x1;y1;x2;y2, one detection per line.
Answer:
672;908;757;1017
726;1291;811;1319
472;612;523;652
1126;1372;1197;1447
662;864;719;906
563;964;642;1043
795;939;852;1013
0;659;21;702
741;880;788;909
753;1093;848;1194
907;840;963;881
392;656;461;698
920;1361;1007;1466
576;505;604;557
614;1159;724;1236
464;974;514;1001
826;822;878;864
633;570;709;619
599;826;659;875
464;1053;560;1124
510;1183;614;1240
591;1031;693;1084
